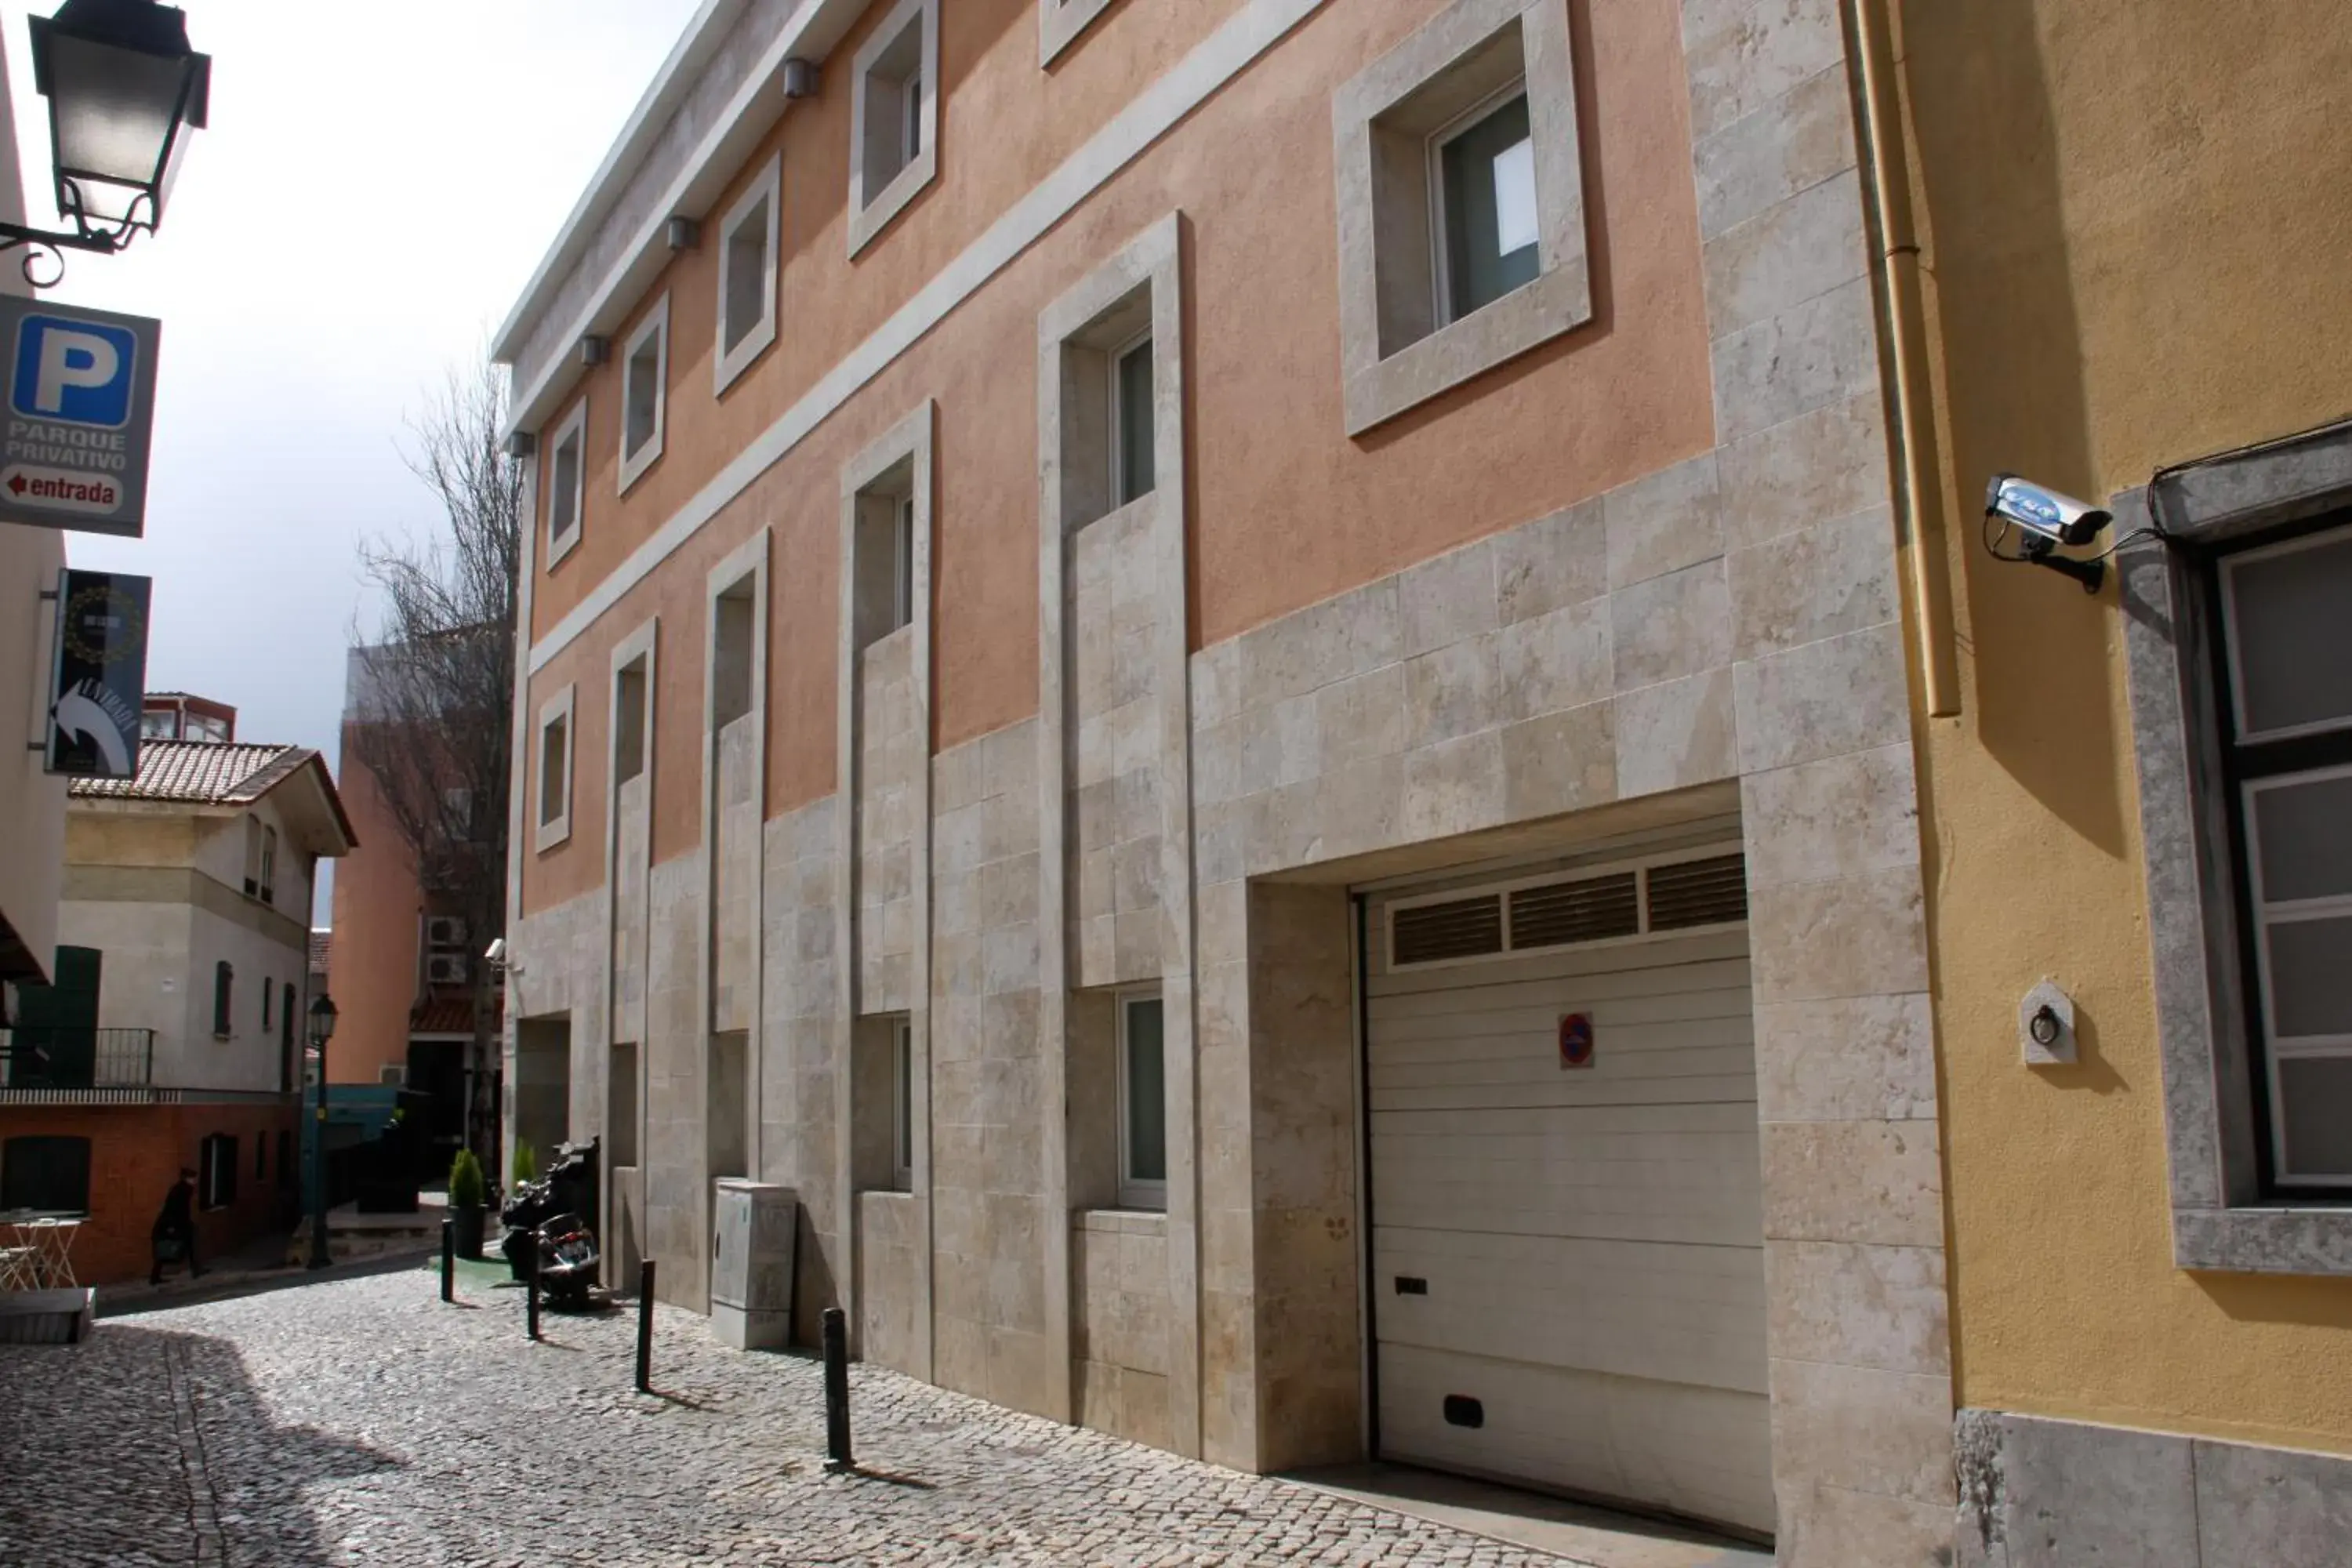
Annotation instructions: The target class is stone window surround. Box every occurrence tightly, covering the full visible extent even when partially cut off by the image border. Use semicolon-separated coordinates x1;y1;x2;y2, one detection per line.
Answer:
713;155;782;397
603;615;659;1067
1331;0;1590;437
1036;209;1200;1446
534;683;576;856
2120;418;2352;1276
1114;985;1167;1211
618;294;671;496
847;0;940;260
833;401;936;1371
608;618;659;792
543;397;588;572
1038;0;1119;68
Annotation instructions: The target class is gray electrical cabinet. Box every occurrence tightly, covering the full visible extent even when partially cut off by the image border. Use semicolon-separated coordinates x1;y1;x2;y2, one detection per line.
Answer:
711;1179;797;1351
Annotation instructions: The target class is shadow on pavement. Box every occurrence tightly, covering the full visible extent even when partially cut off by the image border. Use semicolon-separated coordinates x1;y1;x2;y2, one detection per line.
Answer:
96;1247;434;1320
0;1323;400;1565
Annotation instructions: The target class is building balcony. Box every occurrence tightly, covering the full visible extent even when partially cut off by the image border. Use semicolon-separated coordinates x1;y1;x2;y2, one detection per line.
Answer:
0;1029;154;1091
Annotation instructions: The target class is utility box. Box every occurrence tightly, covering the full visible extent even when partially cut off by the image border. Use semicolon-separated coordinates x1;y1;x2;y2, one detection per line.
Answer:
711;1179;797;1351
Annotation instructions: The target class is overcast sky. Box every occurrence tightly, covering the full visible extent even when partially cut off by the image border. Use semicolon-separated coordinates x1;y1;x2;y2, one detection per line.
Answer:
2;0;705;916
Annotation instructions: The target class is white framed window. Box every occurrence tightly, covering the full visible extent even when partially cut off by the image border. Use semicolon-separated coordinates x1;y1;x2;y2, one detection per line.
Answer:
198;1133;238;1211
1109;328;1155;509
619;295;670;493
1333;0;1591;434
2215;524;2352;1189
544;398;587;568
714;155;781;394
892;492;917;630
260;825;278;905
1429;85;1539;326
535;685;576;853
1116;989;1167;1210
891;1015;914;1190
848;0;939;257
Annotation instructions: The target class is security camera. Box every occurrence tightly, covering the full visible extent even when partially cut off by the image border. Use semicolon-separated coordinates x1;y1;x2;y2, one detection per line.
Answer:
1985;473;2113;593
1986;474;2111;549
485;938;507;966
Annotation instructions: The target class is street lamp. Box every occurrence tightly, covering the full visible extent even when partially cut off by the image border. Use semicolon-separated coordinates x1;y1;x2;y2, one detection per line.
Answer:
5;0;210;281
307;992;338;1271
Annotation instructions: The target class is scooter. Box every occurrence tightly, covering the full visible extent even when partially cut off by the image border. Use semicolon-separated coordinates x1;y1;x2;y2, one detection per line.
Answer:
499;1141;599;1283
528;1212;602;1312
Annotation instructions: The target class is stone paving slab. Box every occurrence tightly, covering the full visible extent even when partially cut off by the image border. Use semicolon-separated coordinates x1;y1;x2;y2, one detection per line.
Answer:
0;1267;1573;1566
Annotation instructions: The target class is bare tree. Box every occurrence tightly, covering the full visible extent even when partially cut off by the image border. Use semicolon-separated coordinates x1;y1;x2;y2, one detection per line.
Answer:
348;359;521;1174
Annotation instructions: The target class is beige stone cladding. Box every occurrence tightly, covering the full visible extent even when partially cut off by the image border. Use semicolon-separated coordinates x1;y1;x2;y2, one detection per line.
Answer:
641;853;709;1306
1073;1208;1174;1449
857;631;922;1011
763;797;840;1331
928;719;1050;1415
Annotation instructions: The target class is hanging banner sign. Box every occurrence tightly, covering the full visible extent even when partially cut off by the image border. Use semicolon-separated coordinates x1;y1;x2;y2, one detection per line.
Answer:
0;297;162;539
45;568;151;779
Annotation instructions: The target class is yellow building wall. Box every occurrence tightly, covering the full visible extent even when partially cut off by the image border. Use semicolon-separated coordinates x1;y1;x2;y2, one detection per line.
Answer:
1903;0;2352;1451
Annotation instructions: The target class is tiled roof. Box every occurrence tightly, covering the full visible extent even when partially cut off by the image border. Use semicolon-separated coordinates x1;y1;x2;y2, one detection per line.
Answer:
310;929;332;972
69;740;314;805
411;994;499;1036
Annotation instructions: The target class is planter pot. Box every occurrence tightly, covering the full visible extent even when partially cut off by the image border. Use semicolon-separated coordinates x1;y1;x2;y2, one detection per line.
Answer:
450;1203;486;1260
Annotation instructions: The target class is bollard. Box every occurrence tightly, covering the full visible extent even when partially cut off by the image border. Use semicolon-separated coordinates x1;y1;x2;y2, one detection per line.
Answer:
822;1306;853;1472
635;1259;657;1393
525;1240;542;1342
440;1220;455;1303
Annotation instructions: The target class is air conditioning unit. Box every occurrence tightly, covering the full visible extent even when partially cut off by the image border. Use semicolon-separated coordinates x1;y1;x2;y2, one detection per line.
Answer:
426;954;470;987
424;916;468;951
379;1065;407;1087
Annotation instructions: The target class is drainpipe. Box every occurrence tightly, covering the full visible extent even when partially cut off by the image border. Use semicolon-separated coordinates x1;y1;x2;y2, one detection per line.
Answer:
1851;0;1962;718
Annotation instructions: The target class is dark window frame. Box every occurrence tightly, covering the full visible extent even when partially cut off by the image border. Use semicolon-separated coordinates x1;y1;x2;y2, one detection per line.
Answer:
198;1132;238;1211
212;962;234;1039
0;1135;92;1214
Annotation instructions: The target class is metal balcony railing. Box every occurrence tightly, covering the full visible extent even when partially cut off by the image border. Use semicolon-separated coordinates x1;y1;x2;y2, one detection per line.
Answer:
0;1028;156;1090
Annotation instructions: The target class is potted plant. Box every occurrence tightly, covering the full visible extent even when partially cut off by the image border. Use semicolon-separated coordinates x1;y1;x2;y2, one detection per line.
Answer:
511;1140;536;1188
448;1148;488;1260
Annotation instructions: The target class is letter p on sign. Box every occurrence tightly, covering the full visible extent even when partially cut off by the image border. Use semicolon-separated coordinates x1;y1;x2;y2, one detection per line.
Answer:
12;315;136;429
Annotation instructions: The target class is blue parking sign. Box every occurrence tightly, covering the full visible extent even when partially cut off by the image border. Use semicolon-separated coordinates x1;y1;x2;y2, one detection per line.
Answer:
13;314;139;428
0;296;161;538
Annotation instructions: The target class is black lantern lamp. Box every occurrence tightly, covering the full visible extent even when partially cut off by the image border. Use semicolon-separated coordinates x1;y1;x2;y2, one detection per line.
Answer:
306;992;338;1269
4;0;209;279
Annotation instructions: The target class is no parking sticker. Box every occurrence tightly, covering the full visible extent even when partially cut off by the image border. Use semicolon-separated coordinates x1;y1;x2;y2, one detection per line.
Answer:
1559;1012;1595;1070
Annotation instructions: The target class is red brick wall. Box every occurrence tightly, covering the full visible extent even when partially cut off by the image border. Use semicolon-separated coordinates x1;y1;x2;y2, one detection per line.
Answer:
0;1102;297;1287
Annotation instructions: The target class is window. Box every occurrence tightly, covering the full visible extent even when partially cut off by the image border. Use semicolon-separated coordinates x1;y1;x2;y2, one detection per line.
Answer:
260;825;278;905
1;1137;90;1214
544;399;587;567
615;655;650;786
140;709;175;740
1110;331;1155;507
256;1134;267;1183
2216;524;2352;1189
535;686;575;853
713;572;760;730
281;982;296;1092
1333;0;1591;434
185;711;230;743
848;0;939;256
1039;0;1119;67
212;961;233;1038
894;493;917;630
891;1016;914;1190
1117;991;1166;1210
1435;89;1538;323
715;156;781;393
199;1133;238;1210
619;296;670;492
261;975;272;1033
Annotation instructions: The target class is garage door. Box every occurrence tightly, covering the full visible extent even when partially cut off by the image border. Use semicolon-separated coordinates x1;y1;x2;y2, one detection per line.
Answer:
1367;850;1773;1538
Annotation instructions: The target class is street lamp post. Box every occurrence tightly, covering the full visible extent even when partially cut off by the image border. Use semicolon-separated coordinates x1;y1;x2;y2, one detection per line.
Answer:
3;0;210;283
307;993;338;1271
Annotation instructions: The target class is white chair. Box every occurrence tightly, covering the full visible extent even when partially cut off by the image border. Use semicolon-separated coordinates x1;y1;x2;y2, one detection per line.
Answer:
0;1244;39;1292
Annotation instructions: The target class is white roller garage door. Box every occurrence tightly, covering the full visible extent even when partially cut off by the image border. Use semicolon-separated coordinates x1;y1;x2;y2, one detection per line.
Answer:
1367;850;1773;1538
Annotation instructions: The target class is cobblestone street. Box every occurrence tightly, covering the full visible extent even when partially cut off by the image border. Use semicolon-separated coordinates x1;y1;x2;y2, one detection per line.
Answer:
0;1268;1569;1566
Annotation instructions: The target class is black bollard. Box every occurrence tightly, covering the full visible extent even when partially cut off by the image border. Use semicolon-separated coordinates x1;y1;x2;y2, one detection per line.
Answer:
635;1259;657;1392
440;1221;454;1303
525;1241;541;1341
822;1306;853;1472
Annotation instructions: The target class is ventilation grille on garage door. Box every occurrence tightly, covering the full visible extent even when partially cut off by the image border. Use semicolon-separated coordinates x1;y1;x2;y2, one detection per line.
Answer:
1390;852;1748;969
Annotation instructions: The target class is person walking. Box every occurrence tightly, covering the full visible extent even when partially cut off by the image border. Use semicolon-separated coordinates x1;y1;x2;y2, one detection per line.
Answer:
150;1167;201;1286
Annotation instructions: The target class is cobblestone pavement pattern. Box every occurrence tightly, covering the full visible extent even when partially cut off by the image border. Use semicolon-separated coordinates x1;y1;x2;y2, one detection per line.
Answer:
0;1269;1567;1566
